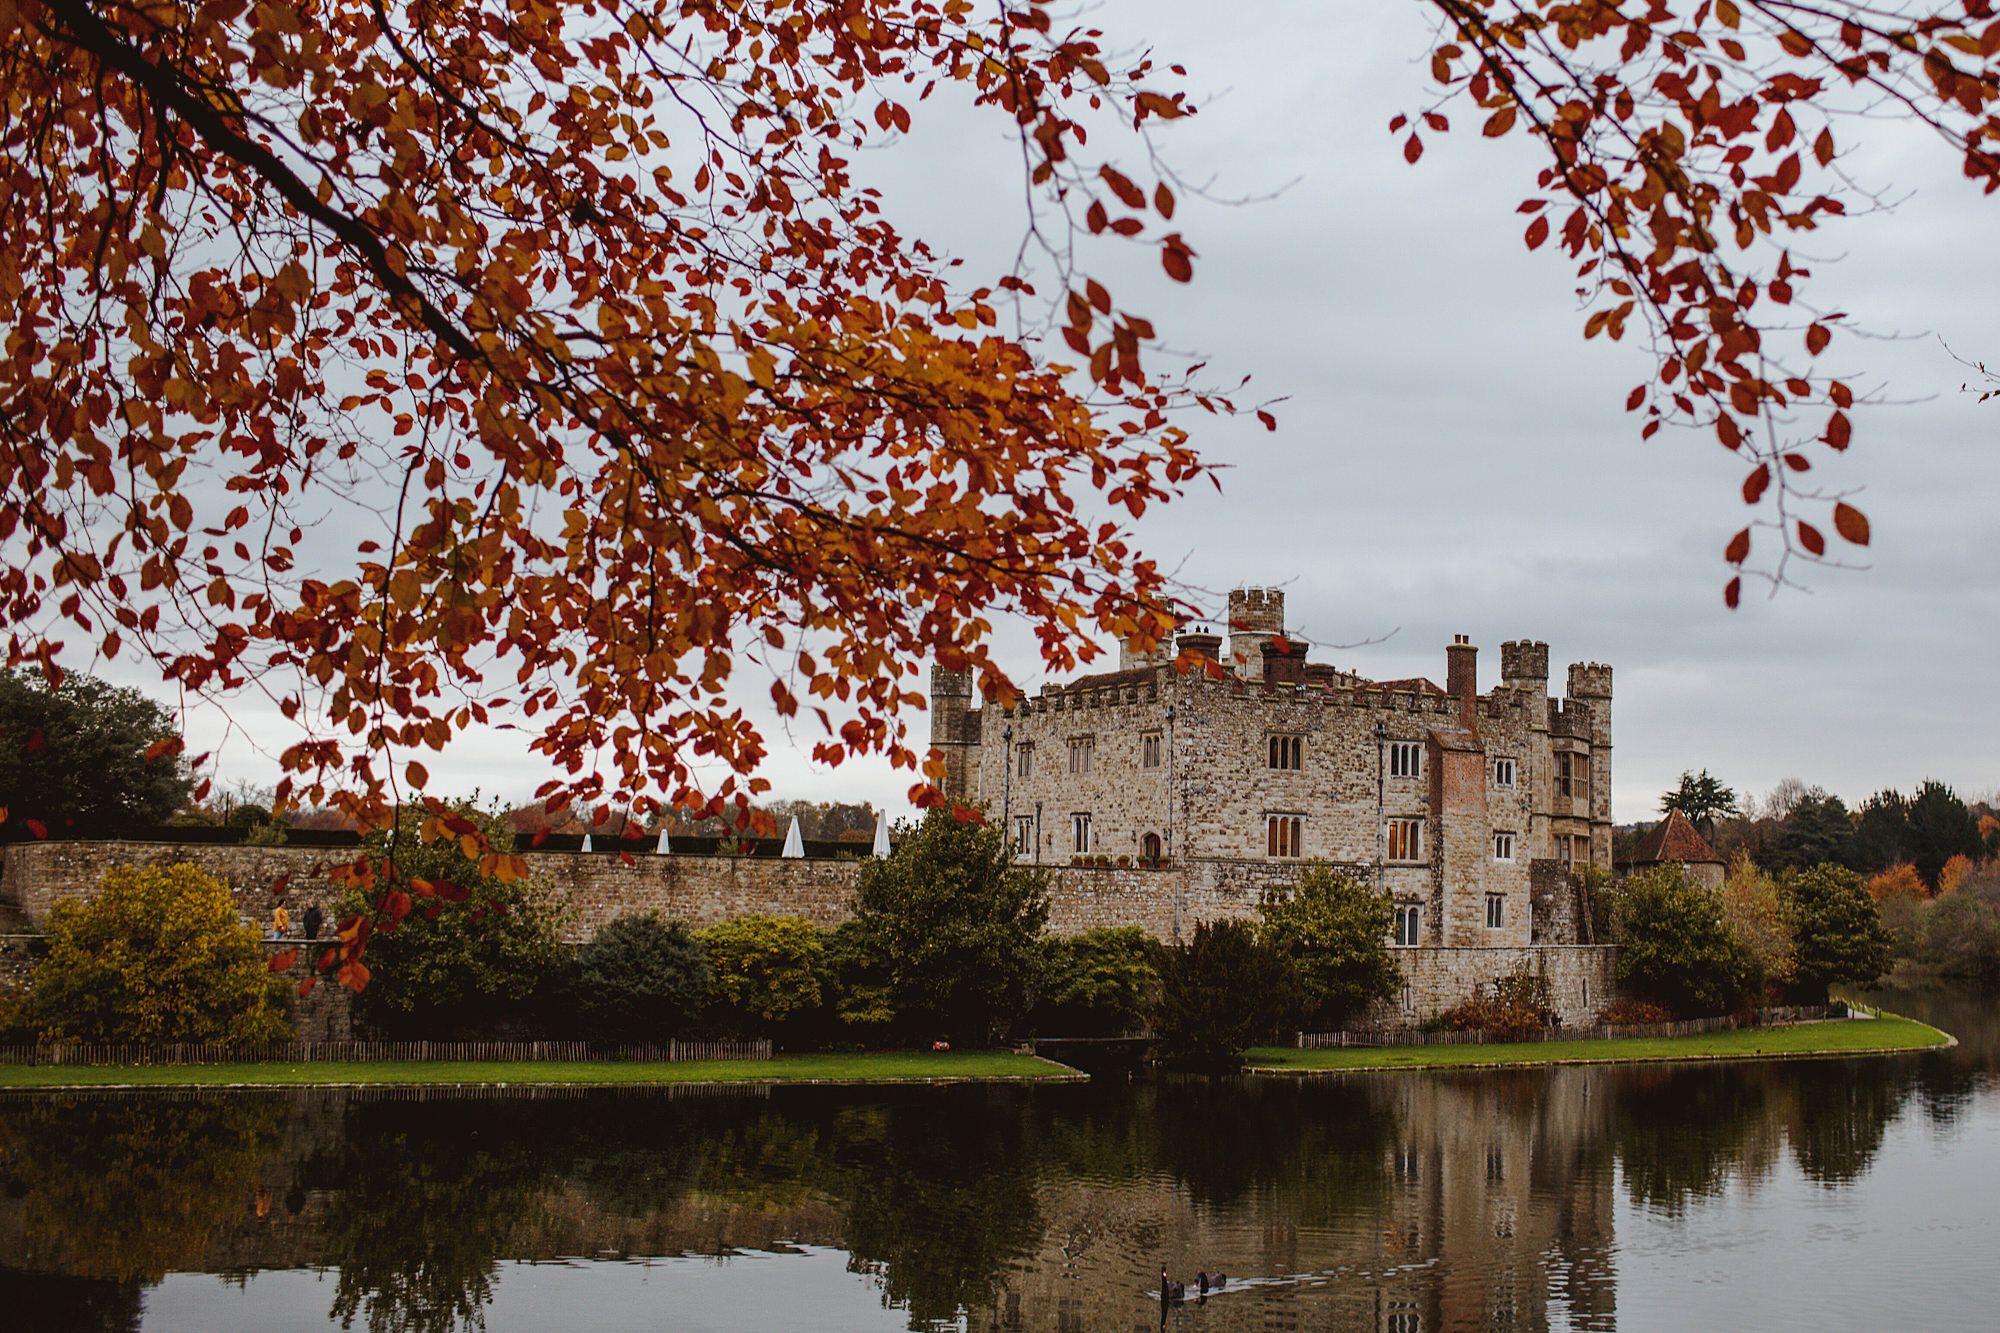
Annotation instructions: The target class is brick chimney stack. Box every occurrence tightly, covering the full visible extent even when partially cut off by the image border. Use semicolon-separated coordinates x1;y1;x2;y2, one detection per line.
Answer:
1446;634;1478;734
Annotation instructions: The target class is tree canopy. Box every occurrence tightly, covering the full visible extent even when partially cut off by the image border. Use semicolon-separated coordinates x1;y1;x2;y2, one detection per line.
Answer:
1615;863;1762;1017
19;861;292;1044
1660;769;1740;838
847;807;1049;1045
0;668;191;835
9;0;2000;987
1256;863;1402;1030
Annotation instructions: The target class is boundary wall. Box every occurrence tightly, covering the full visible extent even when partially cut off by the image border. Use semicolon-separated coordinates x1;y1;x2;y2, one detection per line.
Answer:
0;840;1625;1029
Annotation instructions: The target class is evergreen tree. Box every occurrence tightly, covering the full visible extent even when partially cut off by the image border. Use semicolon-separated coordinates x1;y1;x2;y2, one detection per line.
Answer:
1256;863;1402;1029
848;808;1049;1045
1782;866;1893;1005
1614;864;1762;1018
1152;919;1303;1071
0;669;192;835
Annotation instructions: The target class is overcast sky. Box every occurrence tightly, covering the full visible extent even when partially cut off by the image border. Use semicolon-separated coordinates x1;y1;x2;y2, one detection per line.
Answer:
152;0;2000;826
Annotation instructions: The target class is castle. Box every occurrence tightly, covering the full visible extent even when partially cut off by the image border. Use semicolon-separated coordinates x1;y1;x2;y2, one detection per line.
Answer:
931;587;1612;949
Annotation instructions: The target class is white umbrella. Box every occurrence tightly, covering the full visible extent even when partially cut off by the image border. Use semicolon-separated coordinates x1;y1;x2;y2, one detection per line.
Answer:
781;815;805;858
655;827;671;854
871;810;891;858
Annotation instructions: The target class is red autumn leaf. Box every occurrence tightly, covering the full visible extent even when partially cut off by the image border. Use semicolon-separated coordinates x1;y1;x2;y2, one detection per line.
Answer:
298;976;317;997
1099;165;1145;209
318;947;339;973
1807;323;1831;354
1742;464;1772;504
268;949;299;972
1834;502;1871;545
1725;577;1743;609
24;819;46;839
271;873;290;899
1725;528;1752;564
1404;134;1424;163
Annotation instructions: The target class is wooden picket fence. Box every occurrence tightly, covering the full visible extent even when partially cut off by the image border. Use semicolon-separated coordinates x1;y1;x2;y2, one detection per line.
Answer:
1303;1005;1842;1050
0;1037;772;1067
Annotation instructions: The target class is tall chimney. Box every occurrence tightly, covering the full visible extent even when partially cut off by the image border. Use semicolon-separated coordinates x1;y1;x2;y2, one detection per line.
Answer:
1446;634;1478;734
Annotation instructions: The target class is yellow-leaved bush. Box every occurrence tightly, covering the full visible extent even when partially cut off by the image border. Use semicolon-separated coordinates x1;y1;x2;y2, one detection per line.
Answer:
23;862;291;1044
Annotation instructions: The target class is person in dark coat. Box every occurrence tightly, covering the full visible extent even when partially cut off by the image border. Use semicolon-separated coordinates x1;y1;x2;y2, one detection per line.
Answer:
302;901;323;941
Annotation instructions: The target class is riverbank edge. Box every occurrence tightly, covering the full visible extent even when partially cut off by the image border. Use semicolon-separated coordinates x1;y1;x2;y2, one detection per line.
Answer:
1244;1011;1955;1076
0;1051;1090;1091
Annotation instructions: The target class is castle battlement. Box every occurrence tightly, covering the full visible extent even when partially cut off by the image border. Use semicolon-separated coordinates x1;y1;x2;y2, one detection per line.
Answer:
932;586;1613;949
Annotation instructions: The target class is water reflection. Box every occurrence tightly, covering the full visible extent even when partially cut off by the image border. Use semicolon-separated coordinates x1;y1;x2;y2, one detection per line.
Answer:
0;983;1993;1331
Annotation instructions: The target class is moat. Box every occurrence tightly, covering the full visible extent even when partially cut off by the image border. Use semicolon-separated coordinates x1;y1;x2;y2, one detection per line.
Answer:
2;982;1994;1331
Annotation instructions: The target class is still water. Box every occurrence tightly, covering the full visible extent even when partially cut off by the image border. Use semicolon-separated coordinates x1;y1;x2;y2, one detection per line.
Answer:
3;982;1995;1332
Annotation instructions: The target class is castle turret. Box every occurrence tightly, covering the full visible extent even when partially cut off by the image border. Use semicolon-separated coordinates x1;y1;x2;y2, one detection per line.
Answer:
1565;662;1614;868
928;666;981;801
1501;640;1548;690
1227;588;1284;682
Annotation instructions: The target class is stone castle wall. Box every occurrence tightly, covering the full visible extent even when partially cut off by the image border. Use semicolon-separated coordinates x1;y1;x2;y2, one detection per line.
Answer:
0;840;1625;1033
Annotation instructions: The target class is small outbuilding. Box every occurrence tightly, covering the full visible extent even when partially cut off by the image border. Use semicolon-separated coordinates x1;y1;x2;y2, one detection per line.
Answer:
1618;809;1726;888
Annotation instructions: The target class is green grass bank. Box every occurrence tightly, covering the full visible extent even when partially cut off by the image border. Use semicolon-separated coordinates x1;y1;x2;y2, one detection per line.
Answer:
0;1049;1082;1090
0;1013;1952;1090
1247;1010;1951;1074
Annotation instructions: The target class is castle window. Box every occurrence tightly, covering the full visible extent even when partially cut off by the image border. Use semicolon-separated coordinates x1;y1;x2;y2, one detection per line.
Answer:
1394;904;1421;946
1387;817;1423;862
1142;832;1163;861
1014;815;1034;854
1017;744;1033;779
1486;894;1506;929
1142;732;1162;768
1556;751;1589;798
1493;832;1515;862
1493;757;1516;787
1267;814;1302;858
1071;812;1093;854
1389;741;1422;778
1268;734;1303;770
1068;736;1094;774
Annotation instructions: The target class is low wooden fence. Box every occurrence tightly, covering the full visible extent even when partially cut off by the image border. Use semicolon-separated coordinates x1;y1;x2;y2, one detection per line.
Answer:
1303;1005;1843;1050
0;1037;772;1067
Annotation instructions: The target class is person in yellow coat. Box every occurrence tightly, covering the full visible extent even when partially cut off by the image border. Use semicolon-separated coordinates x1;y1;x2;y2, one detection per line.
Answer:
272;903;290;938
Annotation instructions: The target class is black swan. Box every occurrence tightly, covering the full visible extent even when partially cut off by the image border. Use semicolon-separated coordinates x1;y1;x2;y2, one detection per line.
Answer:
1198;1271;1228;1295
1159;1267;1185;1301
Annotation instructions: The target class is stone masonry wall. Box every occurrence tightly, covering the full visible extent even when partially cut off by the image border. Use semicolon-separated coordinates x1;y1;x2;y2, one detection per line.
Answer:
0;841;1622;1034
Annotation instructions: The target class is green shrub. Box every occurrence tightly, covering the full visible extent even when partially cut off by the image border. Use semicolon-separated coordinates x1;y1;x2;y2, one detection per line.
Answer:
1152;919;1303;1071
1614;864;1763;1018
1783;864;1893;1003
23;862;291;1044
340;803;571;1037
568;914;709;1042
1256;863;1401;1028
698;914;823;1035
1031;927;1158;1036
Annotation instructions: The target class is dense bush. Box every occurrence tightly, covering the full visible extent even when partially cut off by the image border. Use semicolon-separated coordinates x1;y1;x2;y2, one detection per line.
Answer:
1614;864;1762;1018
1152;919;1303;1071
1256;863;1401;1029
339;803;571;1037
1914;866;2000;983
848;808;1048;1045
1434;968;1555;1034
568;914;710;1042
1030;927;1158;1037
1783;864;1894;1003
698;914;823;1035
20;862;291;1044
1594;998;1675;1027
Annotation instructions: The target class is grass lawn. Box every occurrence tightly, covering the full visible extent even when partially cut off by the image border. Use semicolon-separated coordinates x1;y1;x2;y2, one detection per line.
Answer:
1247;1010;1952;1074
0;1048;1083;1090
